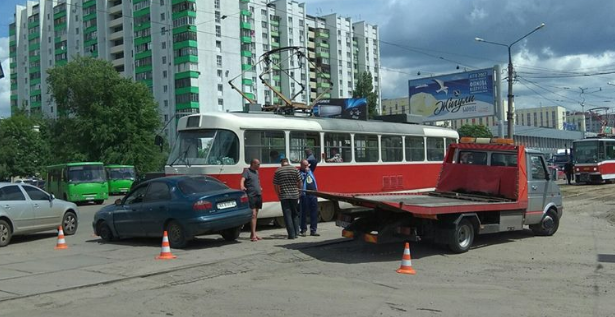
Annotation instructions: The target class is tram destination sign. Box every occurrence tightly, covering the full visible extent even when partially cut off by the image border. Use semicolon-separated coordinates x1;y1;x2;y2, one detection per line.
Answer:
312;98;368;121
408;68;495;122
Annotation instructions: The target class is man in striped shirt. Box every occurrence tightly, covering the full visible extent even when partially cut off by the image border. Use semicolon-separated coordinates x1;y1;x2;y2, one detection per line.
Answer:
273;158;302;239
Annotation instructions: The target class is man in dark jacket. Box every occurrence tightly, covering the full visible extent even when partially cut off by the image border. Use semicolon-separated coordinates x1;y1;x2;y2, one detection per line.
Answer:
564;160;574;185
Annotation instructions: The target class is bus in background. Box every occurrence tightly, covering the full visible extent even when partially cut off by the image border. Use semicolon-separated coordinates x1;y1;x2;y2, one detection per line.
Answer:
573;137;615;184
46;162;109;204
105;164;136;195
165;112;458;224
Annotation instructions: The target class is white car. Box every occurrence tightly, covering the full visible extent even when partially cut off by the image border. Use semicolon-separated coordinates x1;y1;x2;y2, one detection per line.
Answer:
0;183;79;247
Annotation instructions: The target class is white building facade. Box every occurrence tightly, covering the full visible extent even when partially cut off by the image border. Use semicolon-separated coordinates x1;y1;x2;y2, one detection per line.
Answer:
9;0;381;142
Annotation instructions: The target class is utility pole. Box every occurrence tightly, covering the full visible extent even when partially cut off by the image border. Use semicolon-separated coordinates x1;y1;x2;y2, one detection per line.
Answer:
475;23;545;139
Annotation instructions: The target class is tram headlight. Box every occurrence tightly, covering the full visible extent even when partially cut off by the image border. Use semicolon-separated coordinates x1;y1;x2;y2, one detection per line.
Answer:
575;167;580;172
593;167;598;171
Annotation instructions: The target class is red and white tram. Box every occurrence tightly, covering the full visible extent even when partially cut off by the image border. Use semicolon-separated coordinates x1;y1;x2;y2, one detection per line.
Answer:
573;137;615;184
165;112;458;222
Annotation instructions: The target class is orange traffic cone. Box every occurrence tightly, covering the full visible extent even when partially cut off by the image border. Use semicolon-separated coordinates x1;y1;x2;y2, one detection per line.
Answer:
155;231;177;260
396;242;416;275
55;226;68;250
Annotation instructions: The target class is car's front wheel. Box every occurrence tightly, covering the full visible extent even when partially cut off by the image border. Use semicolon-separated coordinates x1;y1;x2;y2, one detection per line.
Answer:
97;221;114;242
221;226;242;241
166;221;188;248
62;211;78;235
0;219;12;247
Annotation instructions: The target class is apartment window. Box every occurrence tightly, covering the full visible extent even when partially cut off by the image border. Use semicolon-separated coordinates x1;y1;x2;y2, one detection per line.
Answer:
163;85;168;92
160;0;164;5
162;41;166;49
214;0;220;9
216;41;221;51
217;56;222;67
218;98;224;106
162;56;167;64
216;26;221;37
161;13;165;21
163;70;167;78
217;84;223;92
215;11;221;23
164;100;168;107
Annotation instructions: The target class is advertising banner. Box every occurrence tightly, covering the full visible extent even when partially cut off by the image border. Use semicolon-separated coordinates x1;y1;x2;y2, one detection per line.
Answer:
408;68;495;122
312;98;367;120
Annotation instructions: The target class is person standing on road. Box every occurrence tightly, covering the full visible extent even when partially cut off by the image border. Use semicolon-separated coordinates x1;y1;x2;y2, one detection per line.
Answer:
241;159;262;241
564;160;574;185
273;158;302;239
299;159;319;237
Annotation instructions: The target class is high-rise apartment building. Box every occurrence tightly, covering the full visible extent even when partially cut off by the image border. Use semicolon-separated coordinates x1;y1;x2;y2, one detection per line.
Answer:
9;0;381;142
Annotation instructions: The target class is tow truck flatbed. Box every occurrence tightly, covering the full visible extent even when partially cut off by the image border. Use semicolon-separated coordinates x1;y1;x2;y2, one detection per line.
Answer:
311;190;522;218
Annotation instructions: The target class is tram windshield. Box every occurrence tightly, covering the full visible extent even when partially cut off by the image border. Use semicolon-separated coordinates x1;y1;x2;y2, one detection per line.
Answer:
167;129;240;166
574;141;601;164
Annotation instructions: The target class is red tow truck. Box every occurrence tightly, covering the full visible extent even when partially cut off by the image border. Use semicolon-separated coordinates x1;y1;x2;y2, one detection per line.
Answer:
311;138;564;253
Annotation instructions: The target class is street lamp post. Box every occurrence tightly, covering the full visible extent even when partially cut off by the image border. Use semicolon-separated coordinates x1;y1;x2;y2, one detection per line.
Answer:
475;23;545;139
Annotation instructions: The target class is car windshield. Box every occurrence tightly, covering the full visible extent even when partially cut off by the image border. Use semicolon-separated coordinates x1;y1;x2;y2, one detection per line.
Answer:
107;167;136;180
177;177;229;195
167;129;239;166
68;165;106;183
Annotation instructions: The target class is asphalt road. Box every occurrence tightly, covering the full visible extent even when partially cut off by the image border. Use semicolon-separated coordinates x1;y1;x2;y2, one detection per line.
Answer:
0;184;614;317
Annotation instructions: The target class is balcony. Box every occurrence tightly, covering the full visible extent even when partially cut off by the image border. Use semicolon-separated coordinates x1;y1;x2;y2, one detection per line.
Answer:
109;44;124;54
109;30;123;40
109;16;123;27
240;22;252;30
241;36;252;44
316;52;329;59
316;31;329;39
109;3;122;14
112;57;125;67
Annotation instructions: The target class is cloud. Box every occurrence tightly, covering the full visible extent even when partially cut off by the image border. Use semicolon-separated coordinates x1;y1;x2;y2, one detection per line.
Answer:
0;36;10;118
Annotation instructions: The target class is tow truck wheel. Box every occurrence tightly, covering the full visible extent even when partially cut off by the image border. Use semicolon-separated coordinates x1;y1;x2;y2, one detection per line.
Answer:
447;219;474;253
319;202;335;222
530;209;559;236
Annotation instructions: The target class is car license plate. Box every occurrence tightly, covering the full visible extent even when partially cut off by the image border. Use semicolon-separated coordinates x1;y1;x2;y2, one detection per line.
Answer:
217;200;237;209
85;196;94;200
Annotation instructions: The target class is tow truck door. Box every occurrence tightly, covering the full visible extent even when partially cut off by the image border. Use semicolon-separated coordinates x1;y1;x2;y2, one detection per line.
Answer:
526;153;549;224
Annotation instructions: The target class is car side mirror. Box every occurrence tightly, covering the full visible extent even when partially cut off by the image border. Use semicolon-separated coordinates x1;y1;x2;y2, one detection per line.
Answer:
114;199;122;206
49;194;55;201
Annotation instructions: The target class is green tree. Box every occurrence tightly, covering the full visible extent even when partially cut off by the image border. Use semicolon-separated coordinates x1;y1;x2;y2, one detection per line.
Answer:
457;124;493;138
352;71;379;119
0;114;49;179
46;56;166;173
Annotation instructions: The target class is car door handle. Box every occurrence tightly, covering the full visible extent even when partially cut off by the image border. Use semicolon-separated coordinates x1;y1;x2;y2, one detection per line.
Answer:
33;203;39;208
531;185;538;190
2;205;9;209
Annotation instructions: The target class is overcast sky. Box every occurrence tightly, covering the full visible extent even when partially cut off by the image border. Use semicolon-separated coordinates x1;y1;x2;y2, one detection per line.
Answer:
1;0;614;118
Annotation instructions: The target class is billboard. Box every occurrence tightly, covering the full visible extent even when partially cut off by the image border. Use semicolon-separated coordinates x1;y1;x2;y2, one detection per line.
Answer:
408;68;495;122
312;98;367;120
